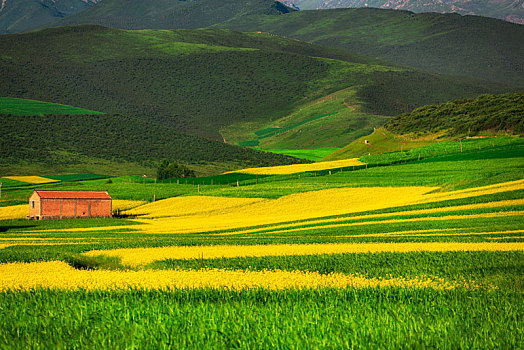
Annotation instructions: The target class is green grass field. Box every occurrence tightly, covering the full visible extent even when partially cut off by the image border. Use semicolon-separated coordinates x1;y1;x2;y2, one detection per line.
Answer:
0;140;522;347
0;97;103;115
261;148;339;161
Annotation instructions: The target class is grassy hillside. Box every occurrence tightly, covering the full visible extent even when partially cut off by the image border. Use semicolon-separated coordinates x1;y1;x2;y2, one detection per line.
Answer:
0;25;512;151
48;0;295;30
0;97;103;115
325;92;524;161
219;7;524;86
386;92;524;136
0;111;309;176
222;87;391;149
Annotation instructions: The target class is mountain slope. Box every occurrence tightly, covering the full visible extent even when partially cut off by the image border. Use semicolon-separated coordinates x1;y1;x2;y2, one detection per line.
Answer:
325;92;524;161
283;0;524;24
0;100;309;176
219;7;524;86
386;92;524;136
0;25;512;151
47;0;295;30
0;0;98;34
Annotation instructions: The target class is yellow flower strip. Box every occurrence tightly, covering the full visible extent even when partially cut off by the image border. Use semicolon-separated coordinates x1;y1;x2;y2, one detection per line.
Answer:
225;158;365;175
0;244;11;249
340;229;524;238
0;261;470;291
239;211;524;236
126;196;265;218
2;176;59;184
420;179;524;203
217;199;524;236
83;241;524;267
0;204;27;220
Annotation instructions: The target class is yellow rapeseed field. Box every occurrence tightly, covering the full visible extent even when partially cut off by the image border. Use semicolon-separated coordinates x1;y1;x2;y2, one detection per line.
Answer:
225;158;365;175
84;241;524;267
2;176;59;184
0;204;27;220
242;211;524;236
120;186;436;234
33;180;524;236
126;196;265;218
0;261;470;291
219;199;524;235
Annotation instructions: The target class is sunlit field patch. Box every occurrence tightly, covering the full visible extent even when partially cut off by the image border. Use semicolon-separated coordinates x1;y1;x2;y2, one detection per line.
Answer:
0;204;27;220
2;176;59;184
0;261;473;291
126;196;265;218
83;242;524;267
225;158;365;175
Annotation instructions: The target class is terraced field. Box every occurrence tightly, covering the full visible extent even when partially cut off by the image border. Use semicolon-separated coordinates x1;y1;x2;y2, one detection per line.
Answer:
0;138;522;347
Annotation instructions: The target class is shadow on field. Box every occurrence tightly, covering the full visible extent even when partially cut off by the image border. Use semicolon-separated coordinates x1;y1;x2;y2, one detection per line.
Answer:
0;225;37;233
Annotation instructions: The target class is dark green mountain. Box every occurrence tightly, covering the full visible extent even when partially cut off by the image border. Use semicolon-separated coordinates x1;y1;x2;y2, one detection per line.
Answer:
0;25;512;150
219;8;524;86
0;25;515;152
283;0;524;24
0;0;98;34
40;2;524;86
0;111;308;176
47;0;295;30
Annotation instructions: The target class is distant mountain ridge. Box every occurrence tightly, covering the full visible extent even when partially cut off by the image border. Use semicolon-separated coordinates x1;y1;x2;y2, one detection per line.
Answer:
220;7;524;86
46;0;295;30
283;0;524;24
0;0;99;33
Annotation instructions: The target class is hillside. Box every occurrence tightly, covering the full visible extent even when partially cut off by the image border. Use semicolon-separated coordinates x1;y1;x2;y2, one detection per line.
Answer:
0;96;103;115
47;0;295;30
325;92;524;161
0;0;98;34
0;111;308;176
386;92;524;136
0;25;513;152
283;0;524;24
219;8;524;86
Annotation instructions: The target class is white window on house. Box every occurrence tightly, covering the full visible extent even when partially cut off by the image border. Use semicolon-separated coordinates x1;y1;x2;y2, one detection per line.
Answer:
31;201;35;209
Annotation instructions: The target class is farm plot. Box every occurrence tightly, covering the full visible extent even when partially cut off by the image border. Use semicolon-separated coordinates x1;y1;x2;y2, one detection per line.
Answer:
0;146;522;348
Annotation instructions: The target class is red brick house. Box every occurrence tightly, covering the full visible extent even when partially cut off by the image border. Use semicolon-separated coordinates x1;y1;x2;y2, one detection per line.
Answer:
28;190;112;220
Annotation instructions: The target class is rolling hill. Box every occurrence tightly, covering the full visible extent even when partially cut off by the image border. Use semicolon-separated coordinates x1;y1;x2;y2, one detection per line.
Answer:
46;0;295;30
219;7;524;86
0;0;99;34
385;92;524;136
0;99;309;176
324;92;524;161
283;0;524;24
0;25;514;153
34;2;524;86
